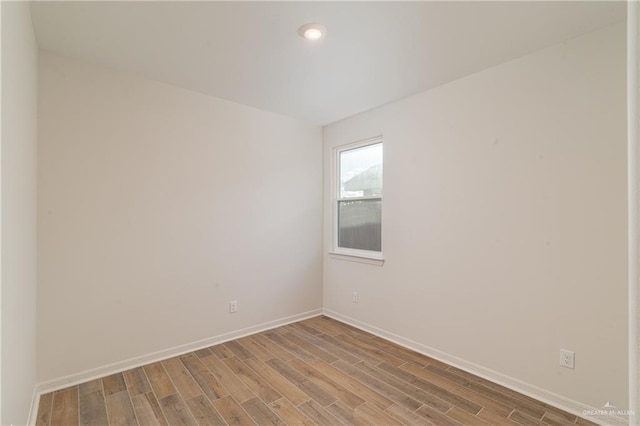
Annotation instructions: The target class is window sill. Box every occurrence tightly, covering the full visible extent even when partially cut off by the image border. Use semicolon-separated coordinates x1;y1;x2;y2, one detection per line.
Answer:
328;251;385;266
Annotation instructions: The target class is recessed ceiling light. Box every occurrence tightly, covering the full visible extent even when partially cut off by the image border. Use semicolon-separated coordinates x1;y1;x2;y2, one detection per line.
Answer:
298;23;327;41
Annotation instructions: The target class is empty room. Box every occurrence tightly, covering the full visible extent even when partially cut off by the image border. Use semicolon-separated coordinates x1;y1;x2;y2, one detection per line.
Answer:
2;1;637;425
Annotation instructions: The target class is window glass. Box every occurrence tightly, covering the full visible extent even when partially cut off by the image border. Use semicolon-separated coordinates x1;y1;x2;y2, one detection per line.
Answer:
339;143;383;198
338;199;382;252
335;140;382;255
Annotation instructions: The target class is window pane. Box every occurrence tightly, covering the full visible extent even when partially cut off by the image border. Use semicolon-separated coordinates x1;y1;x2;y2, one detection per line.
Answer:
340;143;382;198
338;199;381;251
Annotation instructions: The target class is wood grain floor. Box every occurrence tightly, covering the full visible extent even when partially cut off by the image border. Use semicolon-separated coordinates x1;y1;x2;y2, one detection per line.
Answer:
36;316;595;426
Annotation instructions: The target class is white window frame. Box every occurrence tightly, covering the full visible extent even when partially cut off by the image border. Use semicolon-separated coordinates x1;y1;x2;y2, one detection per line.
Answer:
330;136;384;264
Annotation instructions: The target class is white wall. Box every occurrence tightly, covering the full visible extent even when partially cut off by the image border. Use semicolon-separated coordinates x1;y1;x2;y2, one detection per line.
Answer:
38;52;323;382
629;2;640;422
324;23;627;411
1;2;39;424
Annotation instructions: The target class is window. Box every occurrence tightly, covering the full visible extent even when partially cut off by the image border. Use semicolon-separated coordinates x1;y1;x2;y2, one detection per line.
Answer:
333;137;383;259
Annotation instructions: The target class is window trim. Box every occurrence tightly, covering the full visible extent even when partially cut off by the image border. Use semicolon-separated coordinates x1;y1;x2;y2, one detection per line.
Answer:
330;135;384;263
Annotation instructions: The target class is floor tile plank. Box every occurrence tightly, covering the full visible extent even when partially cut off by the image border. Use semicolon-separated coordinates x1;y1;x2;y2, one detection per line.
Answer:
131;392;168;426
103;373;127;396
447;407;489;425
353;361;453;413
201;354;255;402
288;358;365;409
477;407;519;424
123;367;152;397
542;410;578;426
297;400;343;425
309;359;394;410
79;390;108;426
400;362;513;416
194;348;213;359
212;396;256;425
281;332;338;363
263;331;316;363
297;379;338;407
266;357;336;406
35;316;592;426
325;400;372;426
264;357;306;384
289;321;323;336
180;353;230;401
378;361;482;414
288;327;361;364
415;404;463;426
223;356;282;403
51;387;79;426
159;394;198;426
79;379;103;396
209;344;235;360
35;392;53;426
449;366;561;421
223;340;254;361
236;336;276;361
425;365;546;419
105;390;137;426
143;362;177;400
243;357;310;405
268;398;315;426
250;334;296;362
241;397;284;425
333;359;422;412
384;403;431;425
316;334;383;366
162;357;203;401
303;317;346;336
185;394;226;426
356;401;405;426
334;334;406;366
509;409;545;425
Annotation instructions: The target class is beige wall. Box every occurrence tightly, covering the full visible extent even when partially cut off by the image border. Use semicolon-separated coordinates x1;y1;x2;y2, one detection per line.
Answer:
323;23;627;410
37;52;323;382
1;2;39;423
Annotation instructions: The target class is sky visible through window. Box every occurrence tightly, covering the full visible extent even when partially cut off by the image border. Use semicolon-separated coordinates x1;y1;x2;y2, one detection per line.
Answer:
340;143;383;198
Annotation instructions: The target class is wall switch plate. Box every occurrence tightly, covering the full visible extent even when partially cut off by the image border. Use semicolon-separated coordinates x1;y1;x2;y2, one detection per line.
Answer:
352;291;359;303
560;349;575;369
229;300;238;313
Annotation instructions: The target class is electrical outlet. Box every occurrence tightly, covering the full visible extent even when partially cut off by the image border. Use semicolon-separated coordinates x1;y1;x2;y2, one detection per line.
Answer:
352;291;359;303
560;349;575;369
229;300;238;313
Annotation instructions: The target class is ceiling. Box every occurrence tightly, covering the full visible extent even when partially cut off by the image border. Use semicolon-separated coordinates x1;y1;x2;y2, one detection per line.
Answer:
30;1;626;126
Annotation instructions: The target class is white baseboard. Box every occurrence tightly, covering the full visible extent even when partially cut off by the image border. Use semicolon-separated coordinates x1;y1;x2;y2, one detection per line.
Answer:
322;309;628;426
26;308;323;425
